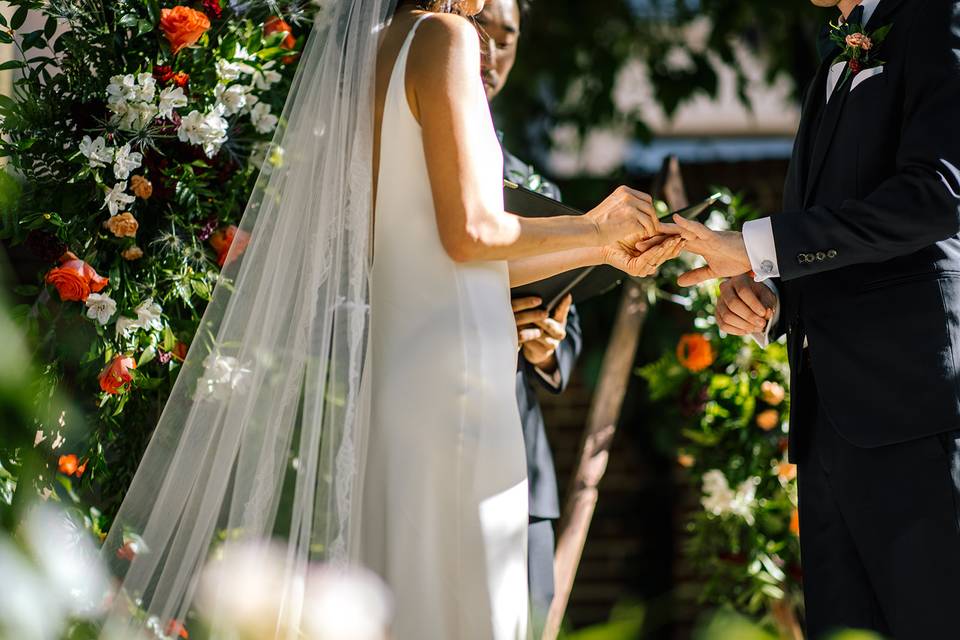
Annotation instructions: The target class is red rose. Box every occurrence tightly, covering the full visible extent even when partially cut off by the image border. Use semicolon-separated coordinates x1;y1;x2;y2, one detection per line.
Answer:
45;251;109;302
153;65;175;84
159;6;211;55
99;355;137;395
202;0;223;19
849;59;862;75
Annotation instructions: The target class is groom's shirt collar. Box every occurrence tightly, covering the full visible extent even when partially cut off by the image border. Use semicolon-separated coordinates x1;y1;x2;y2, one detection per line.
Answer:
845;0;881;27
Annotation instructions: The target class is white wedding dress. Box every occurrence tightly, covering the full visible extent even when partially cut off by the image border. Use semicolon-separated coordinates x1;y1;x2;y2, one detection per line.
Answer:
360;14;530;640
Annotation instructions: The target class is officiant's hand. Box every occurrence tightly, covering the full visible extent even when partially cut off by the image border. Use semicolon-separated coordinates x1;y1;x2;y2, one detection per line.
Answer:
586;186;661;245
672;215;752;286
512;294;572;372
601;233;685;277
717;274;776;335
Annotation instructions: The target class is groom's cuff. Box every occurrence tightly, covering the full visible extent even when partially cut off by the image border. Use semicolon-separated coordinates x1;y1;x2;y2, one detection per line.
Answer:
742;217;780;282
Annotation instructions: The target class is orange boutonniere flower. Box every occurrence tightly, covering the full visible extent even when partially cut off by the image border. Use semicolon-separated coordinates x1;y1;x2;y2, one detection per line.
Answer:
99;354;137;395
160;6;211;55
45;251;109;302
676;333;714;372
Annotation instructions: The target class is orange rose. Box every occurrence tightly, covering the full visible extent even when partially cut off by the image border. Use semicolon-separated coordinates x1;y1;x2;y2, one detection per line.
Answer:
264;15;298;63
45;251;109;302
130;175;153;199
160;6;211;55
58;453;78;475
756;408;780;431
99;355;137;395
122;246;144;261
676;333;714;372
209;224;250;267
777;462;797;482
103;212;139;238
789;508;800;536
760;380;786;406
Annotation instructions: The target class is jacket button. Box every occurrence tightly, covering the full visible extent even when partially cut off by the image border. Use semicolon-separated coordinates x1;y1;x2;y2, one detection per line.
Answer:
827;249;837;258
816;251;825;261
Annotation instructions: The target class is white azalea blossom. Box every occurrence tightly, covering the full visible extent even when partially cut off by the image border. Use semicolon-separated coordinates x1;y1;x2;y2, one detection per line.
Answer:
112;143;143;180
158;85;188;119
177;109;229;158
134;298;163;332
106;74;137;103
214;83;248;116
135;72;156;102
700;469;760;525
84;292;117;325
252;63;282;90
195;354;252;401
250;102;278;134
115;315;139;338
104;182;136;216
79;135;114;168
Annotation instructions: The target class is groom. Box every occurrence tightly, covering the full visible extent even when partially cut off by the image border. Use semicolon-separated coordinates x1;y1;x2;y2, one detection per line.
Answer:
674;0;960;636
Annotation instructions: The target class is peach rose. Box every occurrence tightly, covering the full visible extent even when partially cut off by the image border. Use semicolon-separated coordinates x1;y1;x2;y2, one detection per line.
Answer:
130;175;153;199
99;354;136;395
756;409;780;431
209;224;250;267
845;32;873;51
760;380;786;406
103;212;139;238
676;333;714;372
160;6;211;54
122;246;144;261
45;251;109;302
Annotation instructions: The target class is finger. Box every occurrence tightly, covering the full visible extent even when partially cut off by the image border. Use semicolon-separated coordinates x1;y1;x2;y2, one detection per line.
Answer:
552;294;572;324
515;309;548;326
672;214;710;240
635;235;670;252
518;327;542;343
621;186;653;204
733;279;770;318
725;295;768;329
677;266;716;287
719;302;763;333
656;222;683;236
535;317;566;340
511;296;542;312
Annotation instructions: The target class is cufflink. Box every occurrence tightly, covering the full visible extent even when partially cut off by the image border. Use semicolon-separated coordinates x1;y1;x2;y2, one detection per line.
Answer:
759;259;775;275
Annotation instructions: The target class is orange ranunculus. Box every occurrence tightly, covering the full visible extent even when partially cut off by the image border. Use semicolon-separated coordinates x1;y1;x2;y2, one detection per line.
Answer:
777;462;797;482
676;333;714;372
103;211;139;238
209;224;250;267
45;251;109;302
789;508;800;536
130;175;153;199
172;71;190;87
166;619;189;639
160;6;211;54
58;454;78;475
122;245;144;261
756;408;780;431
99;355;137;395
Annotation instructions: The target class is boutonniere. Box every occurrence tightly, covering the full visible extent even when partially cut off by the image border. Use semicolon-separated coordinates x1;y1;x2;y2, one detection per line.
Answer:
829;19;893;86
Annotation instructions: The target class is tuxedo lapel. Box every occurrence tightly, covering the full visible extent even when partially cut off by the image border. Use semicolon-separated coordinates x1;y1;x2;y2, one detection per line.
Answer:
796;57;834;203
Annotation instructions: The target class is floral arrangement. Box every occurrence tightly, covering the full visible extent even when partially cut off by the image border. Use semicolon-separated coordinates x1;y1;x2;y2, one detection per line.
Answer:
639;193;801;633
827;16;892;82
0;0;321;525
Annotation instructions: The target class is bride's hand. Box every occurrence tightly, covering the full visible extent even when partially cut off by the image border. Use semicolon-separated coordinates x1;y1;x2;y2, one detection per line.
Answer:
585;186;661;245
601;233;685;277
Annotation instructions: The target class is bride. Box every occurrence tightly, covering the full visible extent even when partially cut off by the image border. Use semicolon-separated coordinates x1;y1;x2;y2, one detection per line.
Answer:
99;0;681;638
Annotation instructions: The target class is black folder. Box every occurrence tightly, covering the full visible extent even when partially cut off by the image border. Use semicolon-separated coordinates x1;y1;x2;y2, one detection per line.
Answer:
505;180;720;311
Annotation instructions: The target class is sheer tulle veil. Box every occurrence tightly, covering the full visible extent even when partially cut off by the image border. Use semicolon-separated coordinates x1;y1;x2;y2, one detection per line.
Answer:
100;0;399;635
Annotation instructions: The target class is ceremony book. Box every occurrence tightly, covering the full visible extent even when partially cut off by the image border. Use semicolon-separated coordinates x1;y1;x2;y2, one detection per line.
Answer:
506;180;720;311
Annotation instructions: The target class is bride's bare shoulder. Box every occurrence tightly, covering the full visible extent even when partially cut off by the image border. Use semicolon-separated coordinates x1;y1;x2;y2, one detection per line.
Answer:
407;11;480;78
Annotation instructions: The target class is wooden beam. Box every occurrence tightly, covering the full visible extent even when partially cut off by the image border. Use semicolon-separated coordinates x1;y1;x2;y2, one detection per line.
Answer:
542;157;689;639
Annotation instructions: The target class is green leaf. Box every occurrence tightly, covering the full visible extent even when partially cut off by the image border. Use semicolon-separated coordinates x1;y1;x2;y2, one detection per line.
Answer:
0;60;25;71
138;346;156;367
21;30;45;51
10;5;28;31
43;16;57;39
137;19;154;36
0;32;13;45
119;13;138;28
145;0;160;23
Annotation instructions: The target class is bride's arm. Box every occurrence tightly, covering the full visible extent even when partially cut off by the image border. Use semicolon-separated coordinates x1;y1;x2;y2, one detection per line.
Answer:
508;235;686;288
408;15;659;263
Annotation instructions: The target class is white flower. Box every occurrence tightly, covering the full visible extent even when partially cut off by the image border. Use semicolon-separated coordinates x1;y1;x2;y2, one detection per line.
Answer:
78;135;114;168
251;63;282;90
250;102;278;134
34;430;46;447
177;109;229;158
242;91;260;114
115;315;139;338
84;292;117;325
214;83;248;116
106;74;137;102
112;143;143;180
700;469;760;525
195;354;251;401
103;182;136;216
134;297;163;332
304;566;394;640
135;72;156;102
158;85;188;120
177;110;207;146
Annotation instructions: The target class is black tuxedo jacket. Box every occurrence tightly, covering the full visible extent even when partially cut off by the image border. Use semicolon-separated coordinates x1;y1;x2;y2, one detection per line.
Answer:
773;0;960;454
503;146;583;520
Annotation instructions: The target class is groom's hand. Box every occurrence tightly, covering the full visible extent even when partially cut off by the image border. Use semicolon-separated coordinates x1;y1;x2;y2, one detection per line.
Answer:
673;215;752;286
717;274;776;336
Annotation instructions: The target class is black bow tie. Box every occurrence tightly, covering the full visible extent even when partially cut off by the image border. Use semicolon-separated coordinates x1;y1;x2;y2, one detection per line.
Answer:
816;4;867;62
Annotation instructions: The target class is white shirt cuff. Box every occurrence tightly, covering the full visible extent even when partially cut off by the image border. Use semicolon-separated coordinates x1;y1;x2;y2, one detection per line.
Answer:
742;217;780;282
534;364;562;389
750;280;781;348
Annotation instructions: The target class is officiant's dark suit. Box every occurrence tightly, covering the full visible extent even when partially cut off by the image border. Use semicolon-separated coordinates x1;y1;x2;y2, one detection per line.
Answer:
766;0;960;635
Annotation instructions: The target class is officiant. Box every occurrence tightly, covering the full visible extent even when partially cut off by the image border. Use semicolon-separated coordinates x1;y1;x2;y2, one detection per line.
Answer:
477;0;583;631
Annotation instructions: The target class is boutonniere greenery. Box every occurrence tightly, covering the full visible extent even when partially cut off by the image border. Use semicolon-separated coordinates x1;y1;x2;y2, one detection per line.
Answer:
829;19;893;86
